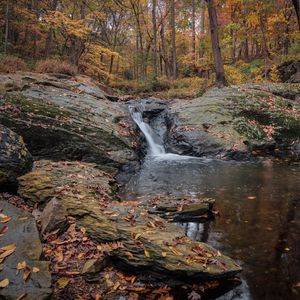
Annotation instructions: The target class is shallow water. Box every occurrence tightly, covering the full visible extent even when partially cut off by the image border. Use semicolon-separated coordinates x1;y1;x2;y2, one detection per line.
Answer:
121;156;300;300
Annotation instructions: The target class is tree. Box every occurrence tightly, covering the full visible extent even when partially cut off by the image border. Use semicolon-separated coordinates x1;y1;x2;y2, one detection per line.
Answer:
152;0;158;77
170;0;177;80
206;0;227;87
291;0;300;31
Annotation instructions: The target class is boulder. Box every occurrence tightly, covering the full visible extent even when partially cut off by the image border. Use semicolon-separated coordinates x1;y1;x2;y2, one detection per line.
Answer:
18;160;241;282
0;201;52;299
0;73;136;172
277;60;300;83
169;84;300;159
0;124;32;188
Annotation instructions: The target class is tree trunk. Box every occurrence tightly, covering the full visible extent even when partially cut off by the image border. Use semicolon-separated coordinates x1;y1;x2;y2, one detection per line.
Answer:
4;0;9;55
160;16;171;79
292;0;300;31
200;0;205;34
170;0;177;80
192;0;196;66
206;0;227;87
152;0;158;78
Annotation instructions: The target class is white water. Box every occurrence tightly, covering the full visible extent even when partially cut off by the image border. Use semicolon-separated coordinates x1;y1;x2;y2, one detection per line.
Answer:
130;106;194;160
130;106;166;156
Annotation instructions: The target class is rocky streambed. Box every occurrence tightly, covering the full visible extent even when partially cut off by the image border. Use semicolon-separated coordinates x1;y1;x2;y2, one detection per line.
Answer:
0;73;299;299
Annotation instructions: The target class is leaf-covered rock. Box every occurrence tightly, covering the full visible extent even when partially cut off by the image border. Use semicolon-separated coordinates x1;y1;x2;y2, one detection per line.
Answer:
18;160;241;282
0;73;136;173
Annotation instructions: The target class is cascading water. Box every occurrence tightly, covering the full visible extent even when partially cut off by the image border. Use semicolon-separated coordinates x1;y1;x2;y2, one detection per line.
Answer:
130;106;166;156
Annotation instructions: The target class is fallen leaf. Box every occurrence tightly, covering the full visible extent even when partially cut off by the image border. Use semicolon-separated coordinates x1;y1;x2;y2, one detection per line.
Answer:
0;244;16;259
80;227;86;234
32;267;40;273
0;216;11;223
144;249;150;258
0;226;8;235
23;267;31;281
57;277;71;289
19;217;28;221
161;252;167;257
247;196;256;200
168;246;183;256
17;261;27;270
16;293;27;300
0;279;9;288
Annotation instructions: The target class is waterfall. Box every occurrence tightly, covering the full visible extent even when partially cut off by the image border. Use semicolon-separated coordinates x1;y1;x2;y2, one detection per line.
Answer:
130;106;166;156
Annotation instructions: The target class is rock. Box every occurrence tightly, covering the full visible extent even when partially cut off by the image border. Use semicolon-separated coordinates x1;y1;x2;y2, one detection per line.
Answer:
81;257;109;275
149;198;215;222
0;201;52;299
0;124;32;188
169;84;300;160
18;160;241;282
40;198;67;235
277;60;300;83
0;73;136;172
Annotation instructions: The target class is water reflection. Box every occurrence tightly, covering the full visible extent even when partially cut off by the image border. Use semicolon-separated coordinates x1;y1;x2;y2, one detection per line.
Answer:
121;158;300;299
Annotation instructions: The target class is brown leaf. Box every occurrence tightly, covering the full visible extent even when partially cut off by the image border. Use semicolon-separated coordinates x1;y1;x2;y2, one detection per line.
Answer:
23;267;31;281
57;277;71;289
16;293;27;300
0;216;11;223
32;267;40;273
0;226;8;235
17;261;27;270
144;249;150;258
0;244;16;259
0;279;9;288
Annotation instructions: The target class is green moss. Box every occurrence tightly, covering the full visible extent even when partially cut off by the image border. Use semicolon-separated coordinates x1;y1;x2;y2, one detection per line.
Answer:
3;94;72;118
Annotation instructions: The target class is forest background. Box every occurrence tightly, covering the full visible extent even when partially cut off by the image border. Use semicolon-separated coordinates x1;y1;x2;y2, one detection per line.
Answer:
0;0;299;98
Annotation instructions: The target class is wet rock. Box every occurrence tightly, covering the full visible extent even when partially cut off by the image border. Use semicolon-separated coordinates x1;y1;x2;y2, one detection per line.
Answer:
169;84;300;160
0;201;52;299
40;198;67;235
18;160;241;282
149;198;215;222
81;257;109;275
0;124;32;188
0;73;136;171
277;60;300;83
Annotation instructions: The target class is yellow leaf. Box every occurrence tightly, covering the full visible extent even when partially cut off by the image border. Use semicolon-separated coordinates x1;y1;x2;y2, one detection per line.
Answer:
0;278;9;288
168;246;183;256
16;293;27;300
1;216;11;223
23;268;31;281
144;249;150;258
17;261;27;270
161;252;167;257
1;244;16;251
133;233;141;240
0;244;16;259
32;267;40;273
57;277;71;289
19;217;28;221
80;227;86;234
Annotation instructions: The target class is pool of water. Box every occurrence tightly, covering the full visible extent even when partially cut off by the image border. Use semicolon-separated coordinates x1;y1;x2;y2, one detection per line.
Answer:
121;156;300;300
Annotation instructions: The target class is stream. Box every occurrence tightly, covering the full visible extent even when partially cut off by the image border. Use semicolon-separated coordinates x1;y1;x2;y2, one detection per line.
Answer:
122;105;300;299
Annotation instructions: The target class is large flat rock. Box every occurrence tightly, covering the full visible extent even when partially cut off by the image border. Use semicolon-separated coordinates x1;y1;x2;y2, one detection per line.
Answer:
0;73;136;172
0;201;52;299
169;84;300;159
18;160;241;282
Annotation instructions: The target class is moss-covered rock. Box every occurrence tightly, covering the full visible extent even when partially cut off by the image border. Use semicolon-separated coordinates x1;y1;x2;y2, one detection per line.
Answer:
0;73;136;172
169;83;300;159
0;124;32;187
18;160;241;282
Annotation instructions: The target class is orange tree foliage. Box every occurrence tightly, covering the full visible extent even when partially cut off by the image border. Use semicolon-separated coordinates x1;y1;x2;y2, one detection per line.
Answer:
0;0;299;83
